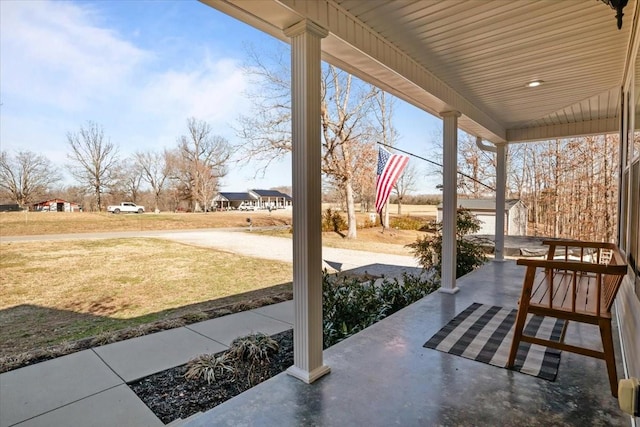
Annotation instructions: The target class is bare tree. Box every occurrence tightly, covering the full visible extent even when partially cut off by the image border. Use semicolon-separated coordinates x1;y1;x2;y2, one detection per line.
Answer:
455;134;619;242
237;45;383;239
236;46;291;174
393;163;417;215
173;118;231;212
320;66;378;238
350;142;378;213
135;150;171;212
0;150;60;206
457;134;496;198
114;159;144;204
66;122;119;211
373;91;399;228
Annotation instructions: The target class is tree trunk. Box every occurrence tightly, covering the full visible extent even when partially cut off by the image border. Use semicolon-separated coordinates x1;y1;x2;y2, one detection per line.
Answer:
345;179;357;239
96;184;102;211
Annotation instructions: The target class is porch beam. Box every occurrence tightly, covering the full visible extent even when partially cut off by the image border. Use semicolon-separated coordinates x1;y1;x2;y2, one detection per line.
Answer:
440;111;461;294
505;117;620;143
284;19;331;384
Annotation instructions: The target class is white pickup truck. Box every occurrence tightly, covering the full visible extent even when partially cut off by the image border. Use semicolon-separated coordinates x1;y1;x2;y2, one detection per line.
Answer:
107;202;145;214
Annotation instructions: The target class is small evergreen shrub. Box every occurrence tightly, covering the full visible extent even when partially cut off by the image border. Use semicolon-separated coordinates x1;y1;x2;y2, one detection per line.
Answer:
407;208;487;279
185;273;441;386
322;272;439;348
322;208;348;232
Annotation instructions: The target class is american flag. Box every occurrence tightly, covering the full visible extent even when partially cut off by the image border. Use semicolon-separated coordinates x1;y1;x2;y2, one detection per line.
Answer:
375;146;409;213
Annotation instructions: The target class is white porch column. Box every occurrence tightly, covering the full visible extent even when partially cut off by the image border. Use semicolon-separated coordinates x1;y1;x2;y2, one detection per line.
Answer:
284;20;330;384
440;111;461;294
494;143;507;261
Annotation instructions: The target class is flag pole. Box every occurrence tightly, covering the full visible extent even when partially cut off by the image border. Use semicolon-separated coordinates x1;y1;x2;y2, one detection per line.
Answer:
376;141;495;192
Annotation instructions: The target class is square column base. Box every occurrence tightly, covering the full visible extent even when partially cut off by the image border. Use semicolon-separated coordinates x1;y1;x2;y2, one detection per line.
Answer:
287;365;331;384
438;287;460;295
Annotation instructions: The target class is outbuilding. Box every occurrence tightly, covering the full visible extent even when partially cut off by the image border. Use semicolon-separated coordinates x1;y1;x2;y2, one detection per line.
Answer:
32;199;81;212
437;198;527;236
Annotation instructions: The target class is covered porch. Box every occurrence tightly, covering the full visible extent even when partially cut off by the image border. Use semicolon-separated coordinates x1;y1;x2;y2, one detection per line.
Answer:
198;0;640;424
183;259;629;426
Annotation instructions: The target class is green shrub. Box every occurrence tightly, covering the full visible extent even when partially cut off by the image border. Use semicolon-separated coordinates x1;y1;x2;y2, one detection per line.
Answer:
322;272;439;348
406;208;487;279
322;208;347;232
186;272;440;384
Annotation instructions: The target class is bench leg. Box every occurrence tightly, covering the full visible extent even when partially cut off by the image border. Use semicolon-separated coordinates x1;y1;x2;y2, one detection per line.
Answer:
508;267;536;369
507;305;529;368
599;318;618;397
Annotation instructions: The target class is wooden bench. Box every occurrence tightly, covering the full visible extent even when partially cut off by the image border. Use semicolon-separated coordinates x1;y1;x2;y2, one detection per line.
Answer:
506;239;627;396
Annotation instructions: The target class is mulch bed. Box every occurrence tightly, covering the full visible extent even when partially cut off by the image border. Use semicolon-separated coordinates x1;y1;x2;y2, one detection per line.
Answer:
129;329;293;424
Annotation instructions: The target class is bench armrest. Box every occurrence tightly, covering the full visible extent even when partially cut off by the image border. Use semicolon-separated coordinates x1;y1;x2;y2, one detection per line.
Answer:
516;258;627;276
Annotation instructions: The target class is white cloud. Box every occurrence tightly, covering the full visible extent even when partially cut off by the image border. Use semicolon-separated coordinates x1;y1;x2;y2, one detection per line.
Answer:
0;1;251;151
0;0;149;111
0;0;286;190
134;55;250;140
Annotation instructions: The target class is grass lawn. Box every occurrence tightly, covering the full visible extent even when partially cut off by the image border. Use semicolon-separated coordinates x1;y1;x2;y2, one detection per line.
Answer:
0;210;292;236
0;206;435;368
0;238;292;360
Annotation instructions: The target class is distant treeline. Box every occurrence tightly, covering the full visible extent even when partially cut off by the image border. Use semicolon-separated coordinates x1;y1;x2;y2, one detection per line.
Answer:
388;194;442;205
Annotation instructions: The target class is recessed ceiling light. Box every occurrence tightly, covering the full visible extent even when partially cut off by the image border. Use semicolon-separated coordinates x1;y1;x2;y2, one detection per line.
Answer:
526;80;544;88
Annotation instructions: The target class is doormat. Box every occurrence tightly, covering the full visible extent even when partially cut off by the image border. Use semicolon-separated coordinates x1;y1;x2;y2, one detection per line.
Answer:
424;302;565;381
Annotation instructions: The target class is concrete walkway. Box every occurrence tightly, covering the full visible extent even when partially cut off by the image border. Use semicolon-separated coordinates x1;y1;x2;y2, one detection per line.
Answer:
0;230;421;427
0;301;295;427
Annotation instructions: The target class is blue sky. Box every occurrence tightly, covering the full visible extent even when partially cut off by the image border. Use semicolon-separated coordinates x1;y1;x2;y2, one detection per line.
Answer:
0;0;443;194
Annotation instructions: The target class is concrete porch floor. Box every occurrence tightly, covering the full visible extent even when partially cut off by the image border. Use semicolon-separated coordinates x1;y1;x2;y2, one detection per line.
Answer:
183;260;631;427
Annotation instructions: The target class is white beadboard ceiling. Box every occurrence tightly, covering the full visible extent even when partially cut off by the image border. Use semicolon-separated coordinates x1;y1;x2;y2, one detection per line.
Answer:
202;0;639;144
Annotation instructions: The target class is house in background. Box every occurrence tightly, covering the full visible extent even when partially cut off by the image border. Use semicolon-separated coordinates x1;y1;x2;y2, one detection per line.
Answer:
213;190;292;210
437;199;528;236
32;199;80;212
249;189;293;210
213;192;257;210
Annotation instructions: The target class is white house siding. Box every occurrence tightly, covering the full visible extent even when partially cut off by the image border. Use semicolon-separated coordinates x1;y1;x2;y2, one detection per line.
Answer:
436;199;527;236
508;203;528;236
475;214;496;235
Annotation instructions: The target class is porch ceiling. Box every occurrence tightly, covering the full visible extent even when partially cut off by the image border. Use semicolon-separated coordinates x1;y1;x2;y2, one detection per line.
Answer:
202;0;639;143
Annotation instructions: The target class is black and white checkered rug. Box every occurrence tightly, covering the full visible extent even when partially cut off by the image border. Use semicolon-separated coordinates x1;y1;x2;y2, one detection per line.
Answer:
424;302;565;381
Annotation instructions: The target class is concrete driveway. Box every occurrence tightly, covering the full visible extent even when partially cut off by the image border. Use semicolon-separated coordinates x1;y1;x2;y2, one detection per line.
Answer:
153;229;420;275
2;228;421;276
